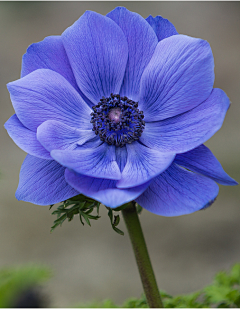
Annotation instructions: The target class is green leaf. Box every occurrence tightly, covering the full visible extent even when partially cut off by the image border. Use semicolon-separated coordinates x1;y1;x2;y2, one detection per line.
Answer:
107;209;113;222
226;289;240;303
74;264;240;308
49;204;54;210
80;212;91;226
85;208;94;215
50;195;101;231
0;264;51;308
230;264;240;285
96;203;100;215
204;285;232;303
79;213;84;226
86;214;101;220
113;215;120;227
112;226;124;236
136;203;143;214
107;209;124;236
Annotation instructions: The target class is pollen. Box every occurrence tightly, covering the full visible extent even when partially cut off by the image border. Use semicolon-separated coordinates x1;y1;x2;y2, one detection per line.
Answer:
108;107;122;123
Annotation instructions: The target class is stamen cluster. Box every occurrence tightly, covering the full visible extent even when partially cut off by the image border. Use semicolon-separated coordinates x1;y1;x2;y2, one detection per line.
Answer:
90;94;145;147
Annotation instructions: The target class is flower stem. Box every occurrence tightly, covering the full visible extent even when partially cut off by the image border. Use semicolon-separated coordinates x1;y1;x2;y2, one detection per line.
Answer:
121;202;164;308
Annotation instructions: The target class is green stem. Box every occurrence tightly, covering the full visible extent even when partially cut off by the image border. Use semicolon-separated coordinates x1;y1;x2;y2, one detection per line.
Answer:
122;202;164;308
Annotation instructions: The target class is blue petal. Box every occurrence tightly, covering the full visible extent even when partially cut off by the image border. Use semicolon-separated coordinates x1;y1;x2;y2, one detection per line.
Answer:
175;144;238;186
21;35;93;107
140;88;230;153
4;114;51;160
62;11;128;104
115;145;127;173
146;15;178;41
136;163;219;216
138;35;214;121
51;143;121;180
65;169;150;208
80;136;102;149
117;142;175;188
7;69;92;132
21;36;79;91
16;155;79;205
37;120;96;152
107;7;158;101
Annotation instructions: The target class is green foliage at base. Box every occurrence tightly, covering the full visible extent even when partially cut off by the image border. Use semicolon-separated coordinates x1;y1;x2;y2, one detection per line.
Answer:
0;263;239;308
0;264;51;307
75;263;240;308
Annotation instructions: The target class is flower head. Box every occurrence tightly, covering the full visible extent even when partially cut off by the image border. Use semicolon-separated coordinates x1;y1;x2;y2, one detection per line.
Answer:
5;7;237;216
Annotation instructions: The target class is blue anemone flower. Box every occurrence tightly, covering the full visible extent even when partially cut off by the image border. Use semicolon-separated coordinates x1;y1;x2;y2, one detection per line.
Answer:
5;7;237;216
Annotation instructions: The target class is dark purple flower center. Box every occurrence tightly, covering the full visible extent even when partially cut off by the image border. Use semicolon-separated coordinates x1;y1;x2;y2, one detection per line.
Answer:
90;94;145;147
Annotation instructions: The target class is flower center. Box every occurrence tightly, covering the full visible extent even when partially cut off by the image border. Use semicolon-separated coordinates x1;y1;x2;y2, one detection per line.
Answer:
108;107;122;123
90;93;145;147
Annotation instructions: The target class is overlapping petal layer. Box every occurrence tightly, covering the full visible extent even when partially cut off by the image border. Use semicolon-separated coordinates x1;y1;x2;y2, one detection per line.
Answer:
146;15;178;41
65;169;150;208
51;143;121;180
62;10;128;104
16;155;78;205
21;35;93;107
136;163;219;216
140;88;230;153
5;115;51;160
21;36;79;91
138;34;214;121
117;142;175;188
107;7;158;101
37;120;96;152
175;144;237;185
8;69;92;131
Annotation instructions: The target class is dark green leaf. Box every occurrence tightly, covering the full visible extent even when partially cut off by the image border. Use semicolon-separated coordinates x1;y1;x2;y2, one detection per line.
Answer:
50;195;101;231
112;226;124;236
80;212;91;226
113;215;120;227
136;203;143;214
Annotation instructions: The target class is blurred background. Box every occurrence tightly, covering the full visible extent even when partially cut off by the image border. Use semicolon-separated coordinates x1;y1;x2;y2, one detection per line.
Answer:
0;1;240;307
